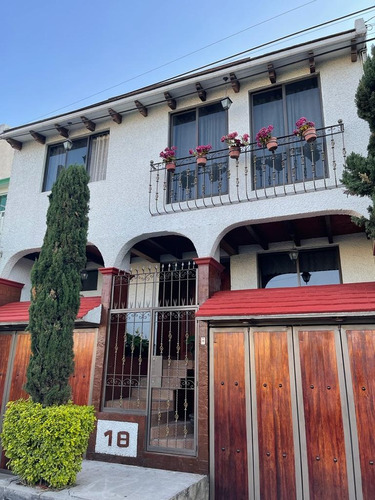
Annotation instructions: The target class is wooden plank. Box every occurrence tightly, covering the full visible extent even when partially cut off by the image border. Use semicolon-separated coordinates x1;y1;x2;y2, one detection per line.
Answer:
253;330;296;499
298;329;348;499
70;330;95;405
346;329;375;500
214;331;248;499
0;335;12;410
8;333;30;402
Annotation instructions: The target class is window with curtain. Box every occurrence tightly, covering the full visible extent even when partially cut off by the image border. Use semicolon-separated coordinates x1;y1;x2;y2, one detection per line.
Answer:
252;77;325;189
259;247;341;288
169;103;227;202
43;131;109;191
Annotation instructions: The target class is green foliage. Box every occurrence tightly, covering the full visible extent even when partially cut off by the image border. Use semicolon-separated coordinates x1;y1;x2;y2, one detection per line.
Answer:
0;399;96;489
341;46;375;238
25;165;90;406
355;46;375;142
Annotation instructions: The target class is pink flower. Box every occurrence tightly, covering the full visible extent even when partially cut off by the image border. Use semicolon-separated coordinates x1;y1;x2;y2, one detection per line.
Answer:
159;146;177;162
255;125;274;147
221;132;250;147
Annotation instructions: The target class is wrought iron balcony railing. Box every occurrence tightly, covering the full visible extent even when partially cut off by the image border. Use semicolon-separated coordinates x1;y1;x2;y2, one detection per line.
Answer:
149;122;346;216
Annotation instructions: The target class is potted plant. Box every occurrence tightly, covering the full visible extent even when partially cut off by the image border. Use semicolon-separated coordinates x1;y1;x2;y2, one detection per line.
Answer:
293;117;317;142
189;144;212;166
221;132;250;160
256;125;278;152
160;146;177;172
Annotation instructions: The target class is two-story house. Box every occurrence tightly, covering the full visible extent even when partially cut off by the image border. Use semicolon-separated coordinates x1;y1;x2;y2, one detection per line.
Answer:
0;18;374;499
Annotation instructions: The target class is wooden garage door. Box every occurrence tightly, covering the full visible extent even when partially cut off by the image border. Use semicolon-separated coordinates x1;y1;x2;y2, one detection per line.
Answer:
211;326;373;500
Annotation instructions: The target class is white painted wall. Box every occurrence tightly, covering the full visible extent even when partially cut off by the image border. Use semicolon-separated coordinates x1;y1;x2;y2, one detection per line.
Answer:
0;39;371;288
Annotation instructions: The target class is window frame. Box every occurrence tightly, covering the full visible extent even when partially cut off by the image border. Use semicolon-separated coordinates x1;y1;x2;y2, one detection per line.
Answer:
257;245;342;289
250;75;327;189
168;101;229;203
43;130;109;192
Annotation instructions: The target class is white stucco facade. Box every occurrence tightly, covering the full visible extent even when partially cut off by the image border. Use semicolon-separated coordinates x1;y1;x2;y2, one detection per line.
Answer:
0;20;371;292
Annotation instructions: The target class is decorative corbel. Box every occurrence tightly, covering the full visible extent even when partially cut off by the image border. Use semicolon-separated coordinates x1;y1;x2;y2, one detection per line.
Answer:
55;125;69;138
230;72;240;93
30;130;46;145
81;116;96;132
164;92;176;110
108;108;122;124
135;100;148;117
268;63;276;84
308;51;315;73
351;39;358;62
6;138;22;151
196;83;207;102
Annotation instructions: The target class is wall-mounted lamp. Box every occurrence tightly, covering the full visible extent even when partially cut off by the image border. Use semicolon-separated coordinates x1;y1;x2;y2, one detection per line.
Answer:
63;139;73;151
80;269;89;281
289;250;299;261
221;97;233;110
301;271;311;284
221;77;232;110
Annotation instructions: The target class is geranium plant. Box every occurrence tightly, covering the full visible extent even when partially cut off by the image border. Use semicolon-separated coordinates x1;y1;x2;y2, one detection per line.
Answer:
293;117;315;137
159;146;177;163
189;144;212;157
221;132;250;148
255;125;274;147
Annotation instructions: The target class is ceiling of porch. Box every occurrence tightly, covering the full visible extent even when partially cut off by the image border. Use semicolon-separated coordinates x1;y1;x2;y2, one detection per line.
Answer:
130;214;366;263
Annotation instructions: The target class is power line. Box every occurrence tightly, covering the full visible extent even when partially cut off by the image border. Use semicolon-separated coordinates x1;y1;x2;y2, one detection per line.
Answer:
32;0;366;121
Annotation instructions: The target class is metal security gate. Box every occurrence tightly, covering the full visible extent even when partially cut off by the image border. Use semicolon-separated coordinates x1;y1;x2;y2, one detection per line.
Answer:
210;325;375;499
104;263;198;454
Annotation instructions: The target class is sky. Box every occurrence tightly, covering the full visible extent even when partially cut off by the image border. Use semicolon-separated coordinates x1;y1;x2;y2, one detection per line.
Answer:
1;1;375;128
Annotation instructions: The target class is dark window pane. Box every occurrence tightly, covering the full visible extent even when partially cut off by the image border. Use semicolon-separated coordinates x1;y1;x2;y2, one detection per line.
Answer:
66;139;87;168
259;247;340;288
81;270;98;291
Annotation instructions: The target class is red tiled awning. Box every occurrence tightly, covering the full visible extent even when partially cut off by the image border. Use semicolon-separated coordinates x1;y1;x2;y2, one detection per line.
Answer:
0;296;102;326
196;282;375;320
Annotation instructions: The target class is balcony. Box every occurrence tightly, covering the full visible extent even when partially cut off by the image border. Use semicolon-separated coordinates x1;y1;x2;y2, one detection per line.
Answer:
149;122;346;216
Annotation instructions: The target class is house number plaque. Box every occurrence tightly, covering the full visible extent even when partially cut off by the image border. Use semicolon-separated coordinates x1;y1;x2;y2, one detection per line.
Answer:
95;420;138;457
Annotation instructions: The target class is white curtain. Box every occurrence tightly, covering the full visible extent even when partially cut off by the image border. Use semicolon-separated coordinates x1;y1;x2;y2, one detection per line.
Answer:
88;133;109;181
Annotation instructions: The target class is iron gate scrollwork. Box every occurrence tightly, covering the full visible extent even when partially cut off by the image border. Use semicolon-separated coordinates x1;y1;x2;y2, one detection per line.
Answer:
104;262;198;455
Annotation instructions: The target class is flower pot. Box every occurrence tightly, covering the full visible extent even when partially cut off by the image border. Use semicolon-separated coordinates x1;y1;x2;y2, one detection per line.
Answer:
303;127;317;143
266;137;278;152
229;146;241;160
197;156;207;167
166;162;176;172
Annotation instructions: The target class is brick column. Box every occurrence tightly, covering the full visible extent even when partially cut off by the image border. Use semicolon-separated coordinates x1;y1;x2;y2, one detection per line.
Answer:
91;267;119;411
194;257;224;473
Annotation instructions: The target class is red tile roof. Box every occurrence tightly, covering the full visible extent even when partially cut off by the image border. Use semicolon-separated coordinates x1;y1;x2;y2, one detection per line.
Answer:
196;282;375;319
0;296;101;324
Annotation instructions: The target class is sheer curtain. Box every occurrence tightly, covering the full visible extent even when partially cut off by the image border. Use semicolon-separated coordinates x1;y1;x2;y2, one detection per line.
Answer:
253;88;284;188
44;144;65;191
87;133;109;181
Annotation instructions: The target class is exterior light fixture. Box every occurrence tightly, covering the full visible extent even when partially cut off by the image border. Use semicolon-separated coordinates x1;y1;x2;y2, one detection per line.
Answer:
221;97;233;110
221;76;232;110
301;271;311;284
63;139;73;151
289;250;299;261
80;269;89;281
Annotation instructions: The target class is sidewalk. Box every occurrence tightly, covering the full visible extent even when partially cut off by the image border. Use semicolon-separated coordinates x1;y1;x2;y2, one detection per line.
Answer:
0;460;209;500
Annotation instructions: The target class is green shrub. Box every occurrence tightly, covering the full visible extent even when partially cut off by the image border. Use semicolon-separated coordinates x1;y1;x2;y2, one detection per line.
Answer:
0;399;96;489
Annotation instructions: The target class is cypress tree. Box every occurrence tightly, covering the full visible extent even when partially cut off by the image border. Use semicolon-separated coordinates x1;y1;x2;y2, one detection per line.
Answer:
341;46;375;238
25;165;90;406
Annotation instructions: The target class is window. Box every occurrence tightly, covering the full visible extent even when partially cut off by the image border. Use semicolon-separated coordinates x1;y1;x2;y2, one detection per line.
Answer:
252;77;325;188
170;103;227;202
80;269;98;292
259;247;341;288
0;194;7;212
43;131;109;191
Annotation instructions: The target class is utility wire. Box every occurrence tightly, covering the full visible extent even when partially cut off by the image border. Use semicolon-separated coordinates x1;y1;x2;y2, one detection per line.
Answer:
33;2;372;121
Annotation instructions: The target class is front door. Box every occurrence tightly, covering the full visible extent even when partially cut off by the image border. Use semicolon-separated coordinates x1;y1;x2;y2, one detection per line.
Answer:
211;326;375;499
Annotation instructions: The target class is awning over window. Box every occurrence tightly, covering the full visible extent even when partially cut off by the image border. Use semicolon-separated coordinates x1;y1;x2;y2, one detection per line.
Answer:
196;283;375;320
0;296;102;327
